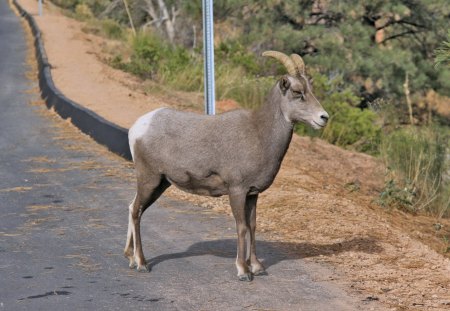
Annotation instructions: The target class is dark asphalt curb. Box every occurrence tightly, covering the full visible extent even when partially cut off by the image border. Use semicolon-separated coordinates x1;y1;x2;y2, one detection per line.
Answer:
12;0;132;161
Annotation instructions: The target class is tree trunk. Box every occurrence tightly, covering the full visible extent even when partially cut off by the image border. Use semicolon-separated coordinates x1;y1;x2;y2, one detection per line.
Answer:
143;0;178;44
403;73;414;125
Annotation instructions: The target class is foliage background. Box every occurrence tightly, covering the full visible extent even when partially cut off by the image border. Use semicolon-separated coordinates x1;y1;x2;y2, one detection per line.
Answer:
56;0;449;216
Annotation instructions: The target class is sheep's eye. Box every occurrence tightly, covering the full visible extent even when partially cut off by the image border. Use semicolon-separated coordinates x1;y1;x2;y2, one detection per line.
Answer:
292;90;305;100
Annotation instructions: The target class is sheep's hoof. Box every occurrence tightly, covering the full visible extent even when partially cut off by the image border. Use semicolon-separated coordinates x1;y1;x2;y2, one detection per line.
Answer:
136;264;150;273
238;273;253;282
253;270;268;276
128;262;136;269
251;264;267;276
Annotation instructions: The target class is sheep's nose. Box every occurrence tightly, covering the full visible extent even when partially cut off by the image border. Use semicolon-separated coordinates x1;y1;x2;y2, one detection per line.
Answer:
320;112;329;123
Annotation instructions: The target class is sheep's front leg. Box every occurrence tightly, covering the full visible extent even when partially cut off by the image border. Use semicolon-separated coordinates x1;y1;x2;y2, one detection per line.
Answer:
245;194;265;275
229;192;252;281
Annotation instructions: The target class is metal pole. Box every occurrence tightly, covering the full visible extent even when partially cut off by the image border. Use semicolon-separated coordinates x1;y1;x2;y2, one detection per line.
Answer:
38;0;42;16
202;0;215;115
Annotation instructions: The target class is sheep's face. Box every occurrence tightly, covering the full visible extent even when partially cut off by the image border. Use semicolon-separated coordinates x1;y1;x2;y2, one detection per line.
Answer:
278;75;328;129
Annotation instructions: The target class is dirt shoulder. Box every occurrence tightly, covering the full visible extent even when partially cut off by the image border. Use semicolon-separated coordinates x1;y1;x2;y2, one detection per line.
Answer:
17;0;450;309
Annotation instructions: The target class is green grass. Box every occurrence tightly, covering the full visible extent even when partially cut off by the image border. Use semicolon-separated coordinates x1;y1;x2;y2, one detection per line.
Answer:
110;32;274;109
379;126;449;217
82;18;125;40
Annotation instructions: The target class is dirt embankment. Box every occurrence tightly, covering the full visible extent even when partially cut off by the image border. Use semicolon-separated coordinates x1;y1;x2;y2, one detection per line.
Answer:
17;0;450;309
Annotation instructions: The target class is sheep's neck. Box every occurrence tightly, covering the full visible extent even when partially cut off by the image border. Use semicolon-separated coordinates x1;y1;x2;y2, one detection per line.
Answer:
253;88;294;167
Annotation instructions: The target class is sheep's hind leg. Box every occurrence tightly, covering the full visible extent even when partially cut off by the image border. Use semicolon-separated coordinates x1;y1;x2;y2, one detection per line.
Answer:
127;176;170;272
124;194;137;268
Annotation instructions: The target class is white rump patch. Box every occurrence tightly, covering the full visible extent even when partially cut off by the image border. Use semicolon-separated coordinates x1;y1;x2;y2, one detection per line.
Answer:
128;108;166;160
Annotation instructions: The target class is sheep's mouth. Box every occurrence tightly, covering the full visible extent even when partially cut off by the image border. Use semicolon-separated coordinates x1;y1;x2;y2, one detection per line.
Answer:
312;121;326;129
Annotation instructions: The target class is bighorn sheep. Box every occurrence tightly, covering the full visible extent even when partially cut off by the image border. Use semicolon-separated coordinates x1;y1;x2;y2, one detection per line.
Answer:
125;51;329;281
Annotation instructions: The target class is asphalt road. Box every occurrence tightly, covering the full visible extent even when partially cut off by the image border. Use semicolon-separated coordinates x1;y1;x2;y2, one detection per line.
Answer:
0;2;370;310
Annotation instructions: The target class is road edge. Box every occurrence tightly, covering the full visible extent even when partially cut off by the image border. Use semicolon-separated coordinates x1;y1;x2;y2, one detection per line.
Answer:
11;0;132;161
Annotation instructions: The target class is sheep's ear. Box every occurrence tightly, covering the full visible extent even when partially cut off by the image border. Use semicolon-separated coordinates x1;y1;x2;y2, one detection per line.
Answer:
279;75;291;95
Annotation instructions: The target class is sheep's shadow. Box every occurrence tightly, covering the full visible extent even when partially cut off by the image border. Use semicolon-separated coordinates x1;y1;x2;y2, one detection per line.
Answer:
147;237;383;269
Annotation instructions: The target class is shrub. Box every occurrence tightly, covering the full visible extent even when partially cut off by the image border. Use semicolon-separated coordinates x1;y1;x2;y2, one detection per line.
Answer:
295;73;382;154
74;3;93;20
52;0;80;10
435;29;450;69
83;19;125;40
216;41;260;75
114;33;168;79
321;93;381;154
99;19;124;40
158;47;199;90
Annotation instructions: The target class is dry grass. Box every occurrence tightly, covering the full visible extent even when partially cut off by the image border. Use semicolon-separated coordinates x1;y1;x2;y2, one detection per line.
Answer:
27;167;73;173
63;253;101;272
0;186;33;192
22;156;56;163
26;204;58;212
0;232;23;237
23;216;60;229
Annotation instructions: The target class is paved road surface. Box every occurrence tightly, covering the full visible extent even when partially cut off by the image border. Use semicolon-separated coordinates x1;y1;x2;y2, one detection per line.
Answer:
0;2;369;310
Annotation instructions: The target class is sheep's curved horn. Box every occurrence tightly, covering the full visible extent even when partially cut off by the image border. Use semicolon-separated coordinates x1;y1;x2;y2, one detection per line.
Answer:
262;51;297;76
290;53;305;75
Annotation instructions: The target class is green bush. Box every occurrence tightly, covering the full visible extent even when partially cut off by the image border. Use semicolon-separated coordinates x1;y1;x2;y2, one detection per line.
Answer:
216;41;260;75
322;93;381;154
158;47;199;90
100;19;124;40
52;0;109;16
52;0;80;10
113;33;168;79
109;32;198;85
295;73;382;154
380;126;449;217
83;19;125;40
74;3;93;20
435;29;450;69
